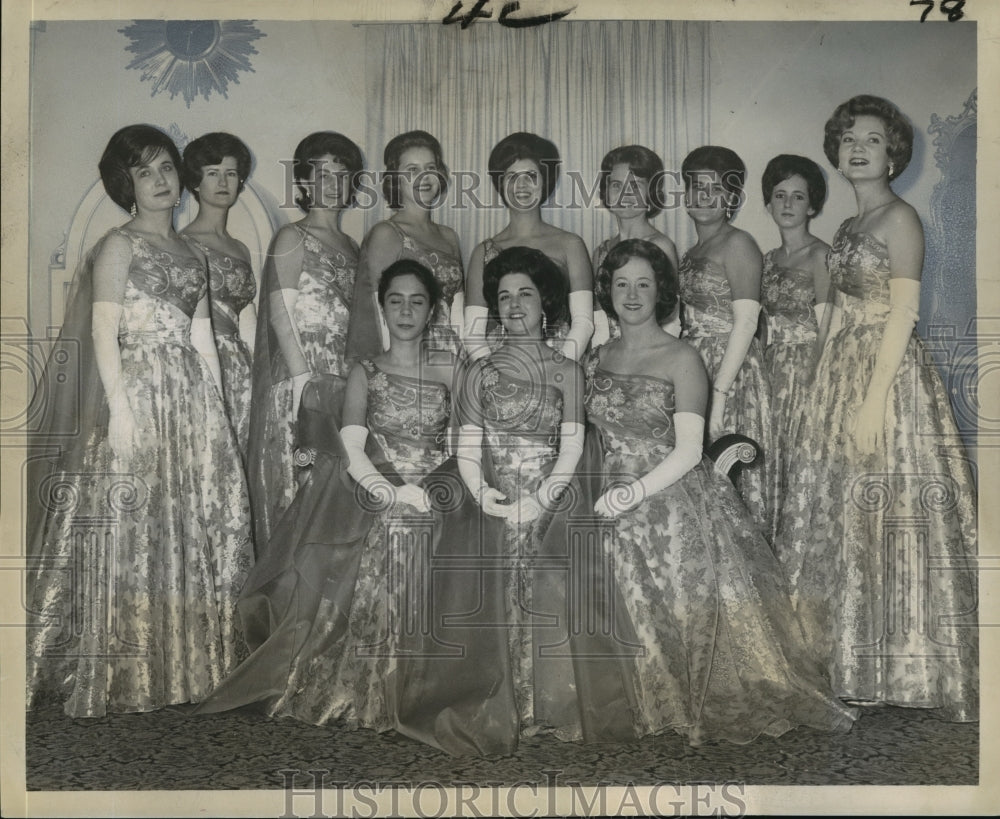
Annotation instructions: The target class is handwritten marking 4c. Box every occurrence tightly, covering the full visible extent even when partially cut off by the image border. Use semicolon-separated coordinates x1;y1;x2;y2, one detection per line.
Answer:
443;0;576;29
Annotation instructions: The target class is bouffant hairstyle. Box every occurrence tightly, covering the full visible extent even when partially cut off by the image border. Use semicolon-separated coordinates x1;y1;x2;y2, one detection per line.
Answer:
823;95;913;181
599;145;666;217
596;238;678;325
681;145;747;220
487;132;561;206
381;130;449;209
98;124;182;213
482;246;569;337
377;259;442;318
760;154;828;215
292;131;365;211
181;132;253;201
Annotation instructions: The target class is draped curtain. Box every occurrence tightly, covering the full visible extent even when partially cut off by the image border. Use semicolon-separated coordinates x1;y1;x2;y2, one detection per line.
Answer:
364;20;710;262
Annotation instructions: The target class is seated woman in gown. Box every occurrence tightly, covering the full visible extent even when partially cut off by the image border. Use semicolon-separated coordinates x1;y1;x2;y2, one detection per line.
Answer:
583;238;857;744
196;259;516;756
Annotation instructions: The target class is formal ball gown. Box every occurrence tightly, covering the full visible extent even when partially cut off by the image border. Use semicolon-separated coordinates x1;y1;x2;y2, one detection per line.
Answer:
678;253;773;536
581;351;857;744
461;356;648;744
346;220;464;361
185;238;257;461
774;222;978;721
196;362;518;756
248;224;358;551
760;249;821;541
26;227;253;718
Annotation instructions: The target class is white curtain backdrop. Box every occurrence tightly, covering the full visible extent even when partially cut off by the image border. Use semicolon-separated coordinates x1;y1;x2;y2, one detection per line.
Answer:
364;20;710;263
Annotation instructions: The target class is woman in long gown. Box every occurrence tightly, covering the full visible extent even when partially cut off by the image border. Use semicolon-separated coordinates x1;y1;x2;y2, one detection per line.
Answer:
197;260;516;755
180;132;257;461
463;132;593;361
774;95;978;720
248;131;363;552
585;238;856;744
457;245;592;739
346;130;464;361
678;145;773;537
759;154;830;541
26;124;253;718
592;144;680;344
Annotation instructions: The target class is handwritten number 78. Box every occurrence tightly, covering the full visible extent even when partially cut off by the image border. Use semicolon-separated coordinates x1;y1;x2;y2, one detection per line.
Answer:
910;0;966;22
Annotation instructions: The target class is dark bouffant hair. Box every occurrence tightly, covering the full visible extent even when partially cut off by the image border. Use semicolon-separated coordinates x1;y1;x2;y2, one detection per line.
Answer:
599;145;666;217
761;154;828;215
377;258;442;319
681;145;747;219
181;132;253;201
381;130;449;209
596;238;678;325
823;94;913;181
487;132;561;206
292;131;365;211
482;246;569;336
98;124;182;213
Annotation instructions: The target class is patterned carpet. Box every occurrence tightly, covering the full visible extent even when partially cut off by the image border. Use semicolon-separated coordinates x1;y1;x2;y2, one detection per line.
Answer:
26;702;977;790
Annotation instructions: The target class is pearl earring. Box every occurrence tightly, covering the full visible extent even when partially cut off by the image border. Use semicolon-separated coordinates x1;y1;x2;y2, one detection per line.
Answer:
542;314;548;336
174;196;181;207
130;202;137;217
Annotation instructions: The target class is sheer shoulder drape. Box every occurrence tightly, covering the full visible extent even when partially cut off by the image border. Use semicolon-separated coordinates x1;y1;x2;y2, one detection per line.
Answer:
365;21;710;260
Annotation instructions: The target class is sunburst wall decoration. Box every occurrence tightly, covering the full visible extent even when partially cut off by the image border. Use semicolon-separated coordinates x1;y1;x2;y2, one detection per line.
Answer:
119;20;265;107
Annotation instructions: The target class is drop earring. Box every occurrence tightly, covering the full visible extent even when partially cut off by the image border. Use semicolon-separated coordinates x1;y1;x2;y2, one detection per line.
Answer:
130;202;137;217
888;161;895;178
542;314;548;337
174;196;181;207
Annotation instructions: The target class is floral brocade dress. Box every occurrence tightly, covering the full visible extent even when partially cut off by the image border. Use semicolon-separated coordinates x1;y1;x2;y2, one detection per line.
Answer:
475;359;585;738
199;361;519;756
387;221;464;352
774;223;978;721
345;221;464;362
582;354;856;743
678;253;773;536
187;239;257;460
760;250;820;541
27;227;253;718
249;224;358;550
257;361;452;729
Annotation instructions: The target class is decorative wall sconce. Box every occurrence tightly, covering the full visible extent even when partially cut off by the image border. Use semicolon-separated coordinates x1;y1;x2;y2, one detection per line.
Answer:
119;19;265;107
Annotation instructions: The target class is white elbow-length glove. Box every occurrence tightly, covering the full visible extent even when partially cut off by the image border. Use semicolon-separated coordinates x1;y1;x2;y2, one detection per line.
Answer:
560;290;595;361
595;413;703;517
463;304;491;361
277;287;312;419
591;308;611;348
708;299;760;440
851;278;920;455
92;300;136;461
190;316;224;394
342;424;430;512
536;422;585;508
457;423;509;516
